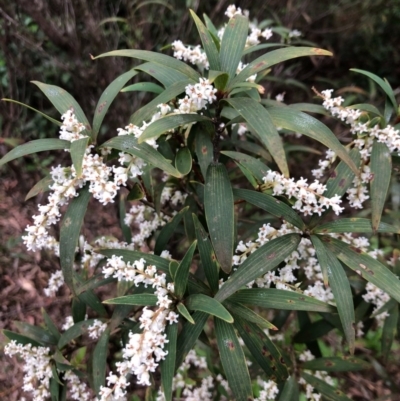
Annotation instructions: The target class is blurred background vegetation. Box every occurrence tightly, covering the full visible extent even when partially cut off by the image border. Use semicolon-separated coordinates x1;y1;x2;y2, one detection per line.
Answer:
1;0;399;147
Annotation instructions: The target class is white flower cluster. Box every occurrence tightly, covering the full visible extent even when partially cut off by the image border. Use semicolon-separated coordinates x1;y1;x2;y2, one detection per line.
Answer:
59;109;86;142
254;377;279;401
362;282;390;327
176;78;217;113
43;270;64;297
298;350;334;401
5;340;53;401
88;319;108;339
64;370;91;400
171;40;209;70
100;257;178;398
263;170;344;216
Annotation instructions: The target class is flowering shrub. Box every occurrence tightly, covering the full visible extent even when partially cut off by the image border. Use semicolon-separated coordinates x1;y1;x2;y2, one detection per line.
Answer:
2;5;400;401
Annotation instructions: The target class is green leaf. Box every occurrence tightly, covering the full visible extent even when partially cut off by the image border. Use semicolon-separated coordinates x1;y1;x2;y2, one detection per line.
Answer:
176;312;209;368
103;293;157;306
224;98;288;176
193;214;219;293
320;235;400;303
294;318;335;343
194;125;214;179
93;327;110;396
215;318;253;401
279;376;299;401
169;260;179;280
348;103;382;116
60;185;91;293
102;135;182;178
185;294;233;323
233;188;305;230
160;322;178;401
121;82;164;94
70;137;89;177
58;319;97;349
302;372;352;401
312;235;355;352
224;301;277;330
203;13;219;40
72;297;86;323
288;102;327;115
1;98;62;126
382;302;398;360
302;356;370;372
175;147;192;176
351;68;398;111
139;114;210;143
207;70;229;90
78;289;108;317
267;106;359;176
42;308;61;341
228;288;336;313
92;50;200;81
119;193;132;243
0;139;70;167
229;47;332;89
135;62;193;87
177;303;195;324
221;151;270;183
3;329;42;346
219;14;249;84
130;79;192;125
204;163;234;273
75;275;115;295
13;321;58;345
313;218;400;234
234;316;288;381
93;69;138;139
243;43;287;55
370;141;392;231
190;10;220;71
31;81;91;133
175;240;197;298
215;234;301;302
25;174;53;200
155;207;188;255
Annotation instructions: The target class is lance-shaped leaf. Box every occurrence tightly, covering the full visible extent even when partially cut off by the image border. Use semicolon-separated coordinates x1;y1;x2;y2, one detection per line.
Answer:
13;322;58;346
224;301;277;330
93;69;138;139
135;62;192;87
194;126;214;179
92;327;110;396
215;234;301;302
193;215;219;293
25;174;53;200
58;319;97;349
42;309;61;341
267;106;358;175
233;188;305;230
155;207;188;255
351;68;398;110
130;79;192;125
70;137;89;177
204;163;234;273
176;312;208;368
302;372;352;401
294;318;335;343
119;193;132;243
382;302;399;361
174;240;197;298
190;10;220;71
175;147;192;176
215;318;253;401
160;322;178;401
177;303;195;324
78;289;107;317
208;70;229;90
302;356;370;372
234;316;288;381
185;294;233;323
121;81;163;94
219;14;249;84
320;235;400;303
224;98;288;176
312;235;355;352
229;47;332;89
370;141;391;231
60;185;91;293
279;376;299;401
3;330;42;346
139;114;210;143
228;288;335;313
0;139;70;167
222;151;270;183
313;218;400;234
92;50;200;81
101;135;182;178
75;275;115;295
31;81;91;133
103;294;157;306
